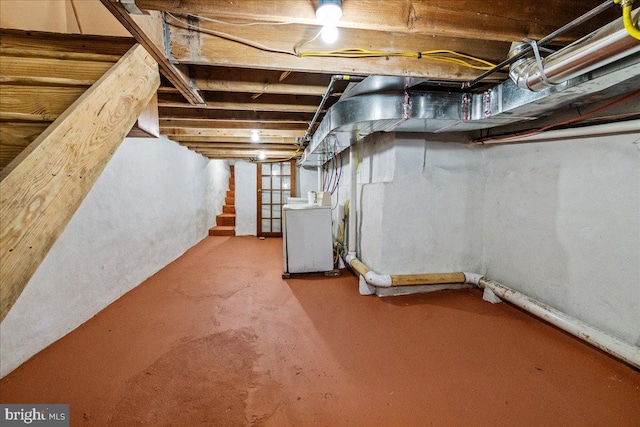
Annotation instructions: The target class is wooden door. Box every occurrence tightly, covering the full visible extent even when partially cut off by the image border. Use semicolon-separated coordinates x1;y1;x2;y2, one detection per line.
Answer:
257;160;296;237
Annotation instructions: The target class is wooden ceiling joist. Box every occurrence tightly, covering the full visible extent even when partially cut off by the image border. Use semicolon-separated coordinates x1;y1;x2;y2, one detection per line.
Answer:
0;28;134;58
0;86;86;121
158;92;324;113
0;44;159;321
0;76;95;88
195;79;329;96
159;107;314;123
190;148;300;158
161;100;319;113
0;56;115;82
0;123;50;169
99;0;204;105
160;120;308;130
171;136;298;144
162;128;305;138
137;0;616;43
180;143;298;151
168;23;508;80
188;66;337;96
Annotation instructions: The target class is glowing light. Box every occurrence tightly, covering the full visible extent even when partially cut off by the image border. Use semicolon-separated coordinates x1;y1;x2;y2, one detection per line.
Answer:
316;0;342;25
258;150;266;160
321;24;339;44
316;0;341;44
251;130;260;142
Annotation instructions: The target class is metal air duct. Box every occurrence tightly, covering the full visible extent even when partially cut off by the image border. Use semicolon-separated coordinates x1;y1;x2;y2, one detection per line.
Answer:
509;8;640;91
301;10;640;167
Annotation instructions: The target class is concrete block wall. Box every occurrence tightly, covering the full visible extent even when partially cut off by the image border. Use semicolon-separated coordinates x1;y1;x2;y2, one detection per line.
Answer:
0;137;229;377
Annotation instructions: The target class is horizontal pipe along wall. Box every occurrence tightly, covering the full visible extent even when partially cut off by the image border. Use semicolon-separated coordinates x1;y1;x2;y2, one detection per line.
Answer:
333;130;639;350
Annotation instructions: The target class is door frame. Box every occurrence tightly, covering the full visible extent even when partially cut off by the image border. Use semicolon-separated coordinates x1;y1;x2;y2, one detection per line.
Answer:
257;160;297;237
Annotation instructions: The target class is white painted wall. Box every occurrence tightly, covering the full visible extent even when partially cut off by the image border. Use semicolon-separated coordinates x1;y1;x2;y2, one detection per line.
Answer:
334;130;639;347
297;165;318;197
482;134;640;345
379;137;484;274
0;137;229;377
235;161;257;236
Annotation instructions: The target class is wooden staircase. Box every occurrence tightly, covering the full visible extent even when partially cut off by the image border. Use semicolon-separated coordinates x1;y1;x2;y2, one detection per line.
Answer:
209;166;236;236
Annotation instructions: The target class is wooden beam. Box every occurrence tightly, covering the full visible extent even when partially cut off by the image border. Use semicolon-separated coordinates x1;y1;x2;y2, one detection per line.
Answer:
0;28;134;57
171;136;297;144
180;142;298;150
0;48;123;63
159;107;314;122
0;123;50;169
0;86;86;120
162;128;304;138
0;55;116;82
190;148;300;157
158;92;322;113
0;44;159;321
99;0;204;105
139;0;617;43
195;79;329;96
160;119;307;129
0;76;95;88
128;92;160;137
168;22;509;80
198;154;299;160
190;66;334;96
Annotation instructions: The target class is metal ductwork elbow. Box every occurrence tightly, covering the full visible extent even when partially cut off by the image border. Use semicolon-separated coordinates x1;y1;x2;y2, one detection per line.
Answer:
509;7;640;91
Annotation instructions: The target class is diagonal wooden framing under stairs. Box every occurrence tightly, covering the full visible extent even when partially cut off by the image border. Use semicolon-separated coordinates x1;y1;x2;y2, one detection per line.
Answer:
0;40;160;321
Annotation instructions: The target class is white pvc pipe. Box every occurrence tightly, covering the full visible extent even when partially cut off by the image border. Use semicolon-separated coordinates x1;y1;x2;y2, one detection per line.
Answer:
480;119;640;144
364;271;392;287
348;146;357;255
478;278;640;370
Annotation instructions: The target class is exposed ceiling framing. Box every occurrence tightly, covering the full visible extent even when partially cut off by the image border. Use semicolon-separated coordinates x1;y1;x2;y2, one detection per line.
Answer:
104;1;620;160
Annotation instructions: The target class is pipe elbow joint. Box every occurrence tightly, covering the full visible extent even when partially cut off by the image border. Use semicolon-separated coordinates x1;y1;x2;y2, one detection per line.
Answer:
364;271;392;287
345;252;357;266
463;272;485;286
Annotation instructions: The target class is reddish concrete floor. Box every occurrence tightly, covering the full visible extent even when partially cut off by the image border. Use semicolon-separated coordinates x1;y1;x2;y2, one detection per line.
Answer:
1;236;639;426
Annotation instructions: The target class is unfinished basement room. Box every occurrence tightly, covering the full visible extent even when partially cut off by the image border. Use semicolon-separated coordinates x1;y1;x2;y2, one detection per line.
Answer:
1;0;639;425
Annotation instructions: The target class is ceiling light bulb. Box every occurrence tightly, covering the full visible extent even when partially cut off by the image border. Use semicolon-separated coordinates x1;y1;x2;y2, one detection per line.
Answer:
321;24;339;44
258;150;266;160
251;130;260;142
316;0;342;25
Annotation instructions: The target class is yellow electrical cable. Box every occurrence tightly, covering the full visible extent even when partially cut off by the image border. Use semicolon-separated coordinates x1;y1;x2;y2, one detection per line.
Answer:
614;0;640;40
165;13;502;70
257;142;304;163
299;48;500;70
623;5;640;40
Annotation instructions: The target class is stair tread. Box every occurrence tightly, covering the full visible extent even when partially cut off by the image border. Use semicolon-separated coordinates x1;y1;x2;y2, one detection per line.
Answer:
217;213;236;218
209;225;235;236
